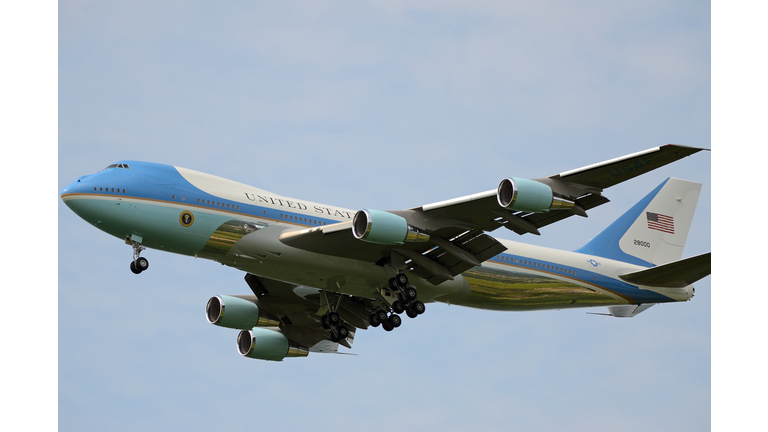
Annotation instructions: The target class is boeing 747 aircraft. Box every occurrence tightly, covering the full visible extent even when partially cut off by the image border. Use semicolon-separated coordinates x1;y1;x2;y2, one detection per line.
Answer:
60;144;710;361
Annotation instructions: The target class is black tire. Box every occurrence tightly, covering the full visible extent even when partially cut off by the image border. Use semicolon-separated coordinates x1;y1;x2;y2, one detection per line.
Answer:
369;313;380;327
382;322;394;332
337;326;349;339
392;301;405;314
321;315;330;329
327;312;340;325
395;274;408;287
406;309;418;319
388;278;399;290
330;331;340;342
411;301;426;315
130;261;142;274
388;314;402;328
376;310;388;323
135;257;149;272
404;286;418;301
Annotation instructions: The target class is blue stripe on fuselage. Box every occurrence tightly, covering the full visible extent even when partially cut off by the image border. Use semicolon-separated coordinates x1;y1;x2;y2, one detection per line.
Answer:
488;252;674;304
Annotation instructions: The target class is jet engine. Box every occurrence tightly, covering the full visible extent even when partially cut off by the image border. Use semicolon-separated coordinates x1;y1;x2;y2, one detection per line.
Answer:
206;295;279;330
496;177;574;212
237;328;309;361
352;209;429;245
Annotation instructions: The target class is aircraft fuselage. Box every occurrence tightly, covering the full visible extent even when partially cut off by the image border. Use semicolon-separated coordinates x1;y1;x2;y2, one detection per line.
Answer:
61;161;693;312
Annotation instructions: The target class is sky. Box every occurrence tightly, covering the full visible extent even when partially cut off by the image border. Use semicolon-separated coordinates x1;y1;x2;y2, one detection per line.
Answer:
6;0;760;430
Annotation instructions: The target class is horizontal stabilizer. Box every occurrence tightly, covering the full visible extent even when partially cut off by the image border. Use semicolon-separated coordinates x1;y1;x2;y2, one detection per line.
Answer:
618;252;711;288
588;304;656;317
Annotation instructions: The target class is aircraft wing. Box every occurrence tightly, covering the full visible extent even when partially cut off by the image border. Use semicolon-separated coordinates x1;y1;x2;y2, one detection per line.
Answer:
413;144;706;235
279;144;705;284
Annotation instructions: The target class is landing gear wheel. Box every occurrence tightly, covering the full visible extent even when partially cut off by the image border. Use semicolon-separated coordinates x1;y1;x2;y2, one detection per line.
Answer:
395;273;408;287
376;310;388;323
321;315;330;329
392;301;405;314
410;300;426;315
403;286;418;301
382;322;394;332
387;314;402;328
406;309;419;319
135;257;149;272
388;278;399;290
369;313;381;327
337;325;349;339
327;312;340;326
130;261;142;274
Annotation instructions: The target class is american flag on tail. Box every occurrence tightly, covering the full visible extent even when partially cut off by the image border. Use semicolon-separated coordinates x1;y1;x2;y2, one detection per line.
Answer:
646;212;674;234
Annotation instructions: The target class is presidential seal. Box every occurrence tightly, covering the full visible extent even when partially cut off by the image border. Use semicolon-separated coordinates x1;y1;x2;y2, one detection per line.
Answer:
180;211;194;227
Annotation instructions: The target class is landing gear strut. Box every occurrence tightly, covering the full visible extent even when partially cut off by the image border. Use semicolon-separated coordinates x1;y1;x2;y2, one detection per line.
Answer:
129;241;149;274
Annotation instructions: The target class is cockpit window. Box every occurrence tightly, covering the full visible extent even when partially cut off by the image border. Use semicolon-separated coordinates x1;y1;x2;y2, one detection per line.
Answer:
104;163;130;170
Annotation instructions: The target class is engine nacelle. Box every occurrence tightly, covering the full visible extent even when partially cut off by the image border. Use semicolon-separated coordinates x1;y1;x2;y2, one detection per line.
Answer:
496;177;574;212
206;295;279;330
237;328;309;361
352;209;429;245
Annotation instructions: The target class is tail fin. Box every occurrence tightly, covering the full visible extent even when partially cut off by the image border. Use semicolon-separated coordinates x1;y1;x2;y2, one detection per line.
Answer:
576;178;702;266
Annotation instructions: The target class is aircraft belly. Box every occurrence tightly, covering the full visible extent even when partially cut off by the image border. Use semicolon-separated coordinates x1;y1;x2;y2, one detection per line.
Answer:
213;224;465;300
444;266;624;311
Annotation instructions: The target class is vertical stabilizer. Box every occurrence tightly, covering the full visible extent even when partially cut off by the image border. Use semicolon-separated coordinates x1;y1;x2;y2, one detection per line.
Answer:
576;178;702;266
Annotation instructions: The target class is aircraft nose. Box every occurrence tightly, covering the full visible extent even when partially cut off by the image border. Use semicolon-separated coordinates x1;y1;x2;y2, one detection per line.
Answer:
61;177;88;210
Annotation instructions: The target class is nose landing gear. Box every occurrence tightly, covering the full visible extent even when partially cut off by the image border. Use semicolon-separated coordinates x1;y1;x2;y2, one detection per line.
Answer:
130;256;149;274
128;240;149;274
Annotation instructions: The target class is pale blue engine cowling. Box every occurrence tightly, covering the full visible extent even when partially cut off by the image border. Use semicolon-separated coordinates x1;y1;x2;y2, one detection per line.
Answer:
496;177;574;212
237;328;309;361
352;209;429;245
206;295;262;329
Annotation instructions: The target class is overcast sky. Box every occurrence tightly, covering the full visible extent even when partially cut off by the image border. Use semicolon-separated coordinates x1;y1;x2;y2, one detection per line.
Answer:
6;1;753;430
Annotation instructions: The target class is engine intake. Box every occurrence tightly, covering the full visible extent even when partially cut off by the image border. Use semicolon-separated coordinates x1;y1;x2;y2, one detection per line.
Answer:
496;178;574;212
352;209;429;245
237;328;309;361
206;295;279;329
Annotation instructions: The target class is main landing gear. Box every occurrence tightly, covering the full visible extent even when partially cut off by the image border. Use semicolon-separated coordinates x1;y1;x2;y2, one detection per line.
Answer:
129;241;149;274
368;274;425;332
321;311;350;342
319;292;350;343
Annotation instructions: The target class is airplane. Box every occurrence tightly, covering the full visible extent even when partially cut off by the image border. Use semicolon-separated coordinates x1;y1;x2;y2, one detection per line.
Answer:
60;144;711;361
